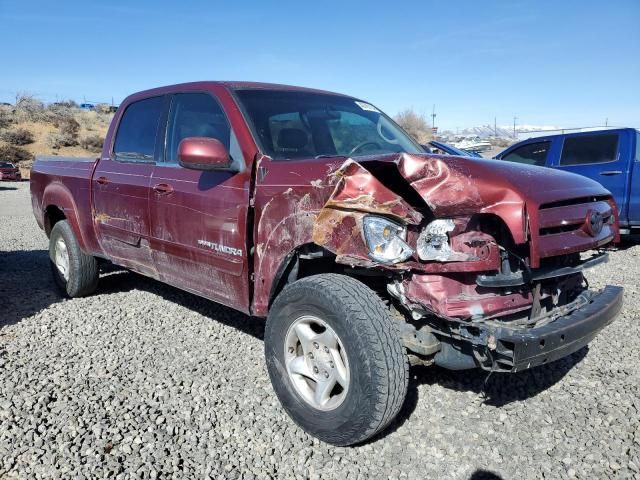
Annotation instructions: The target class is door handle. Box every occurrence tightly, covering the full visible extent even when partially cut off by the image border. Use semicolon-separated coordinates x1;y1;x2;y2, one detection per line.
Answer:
600;170;622;176
96;176;109;185
153;183;174;194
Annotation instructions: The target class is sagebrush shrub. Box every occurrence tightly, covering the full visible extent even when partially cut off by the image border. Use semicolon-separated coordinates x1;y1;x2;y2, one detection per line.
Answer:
0;144;32;163
0;109;11;129
57;117;80;136
79;134;104;152
15;94;46;122
2;128;35;145
47;132;79;149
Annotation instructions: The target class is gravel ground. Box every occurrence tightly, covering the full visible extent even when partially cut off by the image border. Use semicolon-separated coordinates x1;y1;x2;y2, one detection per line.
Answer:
1;181;639;479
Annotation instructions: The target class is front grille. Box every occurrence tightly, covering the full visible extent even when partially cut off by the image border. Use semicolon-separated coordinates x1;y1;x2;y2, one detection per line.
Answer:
539;224;582;236
539;195;611;210
538;200;613;237
532;198;615;264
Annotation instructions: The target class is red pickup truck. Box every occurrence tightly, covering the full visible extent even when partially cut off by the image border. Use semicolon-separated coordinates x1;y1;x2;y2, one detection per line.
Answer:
31;82;623;445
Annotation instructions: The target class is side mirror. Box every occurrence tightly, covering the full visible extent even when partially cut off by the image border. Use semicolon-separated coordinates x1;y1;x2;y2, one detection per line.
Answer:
178;137;230;170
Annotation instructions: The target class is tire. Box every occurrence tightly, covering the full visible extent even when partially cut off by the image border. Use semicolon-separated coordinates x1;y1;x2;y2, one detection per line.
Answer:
49;220;99;298
265;273;409;445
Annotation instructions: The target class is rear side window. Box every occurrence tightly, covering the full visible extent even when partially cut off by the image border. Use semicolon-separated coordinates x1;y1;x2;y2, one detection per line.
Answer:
502;141;550;166
113;96;164;161
560;134;619;166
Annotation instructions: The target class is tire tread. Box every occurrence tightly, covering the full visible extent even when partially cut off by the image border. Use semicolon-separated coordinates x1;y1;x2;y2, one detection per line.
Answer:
50;220;99;297
267;273;409;445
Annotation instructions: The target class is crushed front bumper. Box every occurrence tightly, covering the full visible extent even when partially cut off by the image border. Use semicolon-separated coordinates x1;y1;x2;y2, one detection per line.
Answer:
487;285;623;372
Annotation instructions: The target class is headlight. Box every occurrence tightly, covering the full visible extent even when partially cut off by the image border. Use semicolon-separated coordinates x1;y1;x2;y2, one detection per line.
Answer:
416;219;455;261
363;216;414;263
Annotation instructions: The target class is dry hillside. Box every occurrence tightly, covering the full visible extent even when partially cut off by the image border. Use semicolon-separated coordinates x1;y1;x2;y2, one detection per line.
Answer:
0;96;113;179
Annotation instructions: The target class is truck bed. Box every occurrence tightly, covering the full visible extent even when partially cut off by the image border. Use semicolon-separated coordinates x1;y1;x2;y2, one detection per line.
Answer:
30;156;98;245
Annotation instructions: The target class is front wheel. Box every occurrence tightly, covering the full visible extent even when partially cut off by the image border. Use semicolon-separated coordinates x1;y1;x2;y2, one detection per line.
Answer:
265;274;409;445
49;220;99;298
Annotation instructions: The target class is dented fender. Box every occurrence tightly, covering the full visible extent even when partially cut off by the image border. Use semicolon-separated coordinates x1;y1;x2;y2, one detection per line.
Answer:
312;159;424;268
253;155;511;315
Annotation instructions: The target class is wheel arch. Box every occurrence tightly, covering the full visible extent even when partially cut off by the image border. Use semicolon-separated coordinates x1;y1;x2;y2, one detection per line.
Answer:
268;243;338;309
42;182;89;251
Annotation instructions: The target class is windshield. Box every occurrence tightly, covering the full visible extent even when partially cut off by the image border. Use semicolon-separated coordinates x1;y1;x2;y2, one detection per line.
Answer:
234;89;423;160
0;162;15;168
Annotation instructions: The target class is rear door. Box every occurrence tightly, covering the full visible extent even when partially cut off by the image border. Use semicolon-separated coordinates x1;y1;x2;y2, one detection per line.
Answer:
92;95;166;277
552;131;630;222
626;131;640;225
148;91;252;312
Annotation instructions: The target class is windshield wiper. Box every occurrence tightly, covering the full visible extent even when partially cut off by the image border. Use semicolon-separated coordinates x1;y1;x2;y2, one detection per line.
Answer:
314;154;349;159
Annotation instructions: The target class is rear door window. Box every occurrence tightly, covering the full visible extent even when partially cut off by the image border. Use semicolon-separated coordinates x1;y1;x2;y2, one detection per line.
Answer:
113;96;164;162
502;141;551;166
559;133;619;166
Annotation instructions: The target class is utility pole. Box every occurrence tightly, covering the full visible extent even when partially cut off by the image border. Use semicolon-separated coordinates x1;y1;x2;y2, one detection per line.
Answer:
605;118;608;127
494;117;497;137
513;116;518;139
431;104;437;127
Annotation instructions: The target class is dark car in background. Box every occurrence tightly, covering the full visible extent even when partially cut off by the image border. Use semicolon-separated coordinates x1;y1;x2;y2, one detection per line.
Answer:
495;128;639;234
0;162;22;181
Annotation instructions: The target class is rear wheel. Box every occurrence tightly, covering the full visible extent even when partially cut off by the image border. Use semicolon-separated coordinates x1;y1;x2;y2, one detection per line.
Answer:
49;220;99;297
265;274;409;445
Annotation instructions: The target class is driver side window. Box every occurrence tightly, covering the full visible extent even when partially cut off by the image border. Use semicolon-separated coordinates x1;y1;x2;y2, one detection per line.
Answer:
502;141;551;166
165;92;244;170
328;111;381;154
268;112;316;158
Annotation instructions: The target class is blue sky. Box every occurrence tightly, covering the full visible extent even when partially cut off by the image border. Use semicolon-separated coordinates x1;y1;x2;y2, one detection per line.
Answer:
1;0;638;130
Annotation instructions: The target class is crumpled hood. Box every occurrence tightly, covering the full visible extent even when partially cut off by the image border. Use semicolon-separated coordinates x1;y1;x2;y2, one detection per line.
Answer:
358;152;611;218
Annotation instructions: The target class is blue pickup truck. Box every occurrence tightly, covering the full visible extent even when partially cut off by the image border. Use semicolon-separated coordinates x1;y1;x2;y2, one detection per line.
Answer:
495;128;640;234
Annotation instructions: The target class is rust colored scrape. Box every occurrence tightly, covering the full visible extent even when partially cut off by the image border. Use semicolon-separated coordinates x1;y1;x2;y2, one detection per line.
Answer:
312;159;423;267
94;212;110;223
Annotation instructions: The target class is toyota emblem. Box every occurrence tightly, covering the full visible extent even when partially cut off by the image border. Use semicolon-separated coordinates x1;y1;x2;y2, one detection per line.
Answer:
586;210;604;236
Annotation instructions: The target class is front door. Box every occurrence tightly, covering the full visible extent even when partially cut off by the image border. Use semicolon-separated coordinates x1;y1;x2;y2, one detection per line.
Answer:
553;131;629;221
148;92;251;312
92;95;166;277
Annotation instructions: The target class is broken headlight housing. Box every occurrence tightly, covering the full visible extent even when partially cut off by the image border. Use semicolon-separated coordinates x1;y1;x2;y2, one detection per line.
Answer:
416;219;455;261
363;216;414;263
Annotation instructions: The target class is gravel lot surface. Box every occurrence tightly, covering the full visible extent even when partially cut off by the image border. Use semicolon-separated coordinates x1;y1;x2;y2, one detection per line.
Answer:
1;181;639;479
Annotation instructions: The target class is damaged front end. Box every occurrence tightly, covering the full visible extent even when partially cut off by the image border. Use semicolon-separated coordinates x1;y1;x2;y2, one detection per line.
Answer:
312;154;623;373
